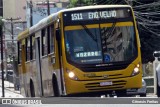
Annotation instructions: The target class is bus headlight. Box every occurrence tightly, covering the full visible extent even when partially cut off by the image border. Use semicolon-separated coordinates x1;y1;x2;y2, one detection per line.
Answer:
131;64;140;76
69;72;75;78
66;69;79;80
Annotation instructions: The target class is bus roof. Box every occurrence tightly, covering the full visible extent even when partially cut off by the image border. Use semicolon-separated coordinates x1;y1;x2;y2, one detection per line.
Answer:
17;5;131;41
60;5;131;12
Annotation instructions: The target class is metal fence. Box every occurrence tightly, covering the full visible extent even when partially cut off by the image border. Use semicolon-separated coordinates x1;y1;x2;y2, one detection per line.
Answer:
143;59;160;95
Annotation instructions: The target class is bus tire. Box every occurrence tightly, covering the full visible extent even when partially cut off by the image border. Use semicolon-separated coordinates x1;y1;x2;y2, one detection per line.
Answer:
157;78;160;97
117;90;126;97
52;75;60;97
30;80;35;97
26;91;29;97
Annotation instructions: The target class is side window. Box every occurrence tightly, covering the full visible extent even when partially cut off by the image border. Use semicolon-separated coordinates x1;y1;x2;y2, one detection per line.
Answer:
42;29;48;56
26;37;31;61
49;24;55;53
32;34;36;60
18;41;22;64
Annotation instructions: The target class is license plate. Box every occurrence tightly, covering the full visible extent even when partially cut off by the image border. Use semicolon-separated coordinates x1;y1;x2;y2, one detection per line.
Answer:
100;81;112;86
127;89;137;91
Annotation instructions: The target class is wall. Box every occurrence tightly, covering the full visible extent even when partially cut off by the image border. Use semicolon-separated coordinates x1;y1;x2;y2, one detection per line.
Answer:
3;0;26;21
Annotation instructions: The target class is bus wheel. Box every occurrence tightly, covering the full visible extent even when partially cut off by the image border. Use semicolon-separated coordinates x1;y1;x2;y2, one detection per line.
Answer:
52;75;60;97
30;80;35;97
157;79;160;97
117;90;126;97
26;91;29;97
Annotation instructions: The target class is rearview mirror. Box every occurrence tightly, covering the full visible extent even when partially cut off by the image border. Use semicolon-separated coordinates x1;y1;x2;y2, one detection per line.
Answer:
153;51;160;58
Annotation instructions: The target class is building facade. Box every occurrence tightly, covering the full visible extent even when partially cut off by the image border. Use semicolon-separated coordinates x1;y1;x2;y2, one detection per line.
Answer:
3;0;69;22
26;0;69;27
1;0;69;69
3;0;26;21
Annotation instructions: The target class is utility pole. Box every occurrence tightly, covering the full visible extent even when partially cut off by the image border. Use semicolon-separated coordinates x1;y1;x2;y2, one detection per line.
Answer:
30;0;33;27
0;17;4;97
5;17;21;50
47;0;50;15
0;0;4;97
26;0;33;27
78;0;82;6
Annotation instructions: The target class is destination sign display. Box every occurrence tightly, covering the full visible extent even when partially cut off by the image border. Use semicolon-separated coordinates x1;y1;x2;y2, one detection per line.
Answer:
71;10;117;21
63;8;132;25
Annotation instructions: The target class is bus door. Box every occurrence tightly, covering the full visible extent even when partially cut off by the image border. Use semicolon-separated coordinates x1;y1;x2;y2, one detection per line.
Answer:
35;37;44;96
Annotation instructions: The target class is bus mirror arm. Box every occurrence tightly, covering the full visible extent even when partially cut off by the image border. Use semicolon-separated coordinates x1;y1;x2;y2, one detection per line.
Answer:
153;51;160;58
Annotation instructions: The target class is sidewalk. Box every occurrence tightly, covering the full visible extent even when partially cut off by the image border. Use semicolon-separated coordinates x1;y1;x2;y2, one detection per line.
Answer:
0;80;20;94
0;79;24;98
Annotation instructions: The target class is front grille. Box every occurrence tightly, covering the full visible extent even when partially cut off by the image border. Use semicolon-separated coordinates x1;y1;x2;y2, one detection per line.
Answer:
85;80;126;91
87;74;123;79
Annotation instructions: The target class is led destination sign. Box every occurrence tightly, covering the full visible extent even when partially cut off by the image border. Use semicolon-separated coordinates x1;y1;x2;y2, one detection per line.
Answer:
63;8;132;24
71;10;116;21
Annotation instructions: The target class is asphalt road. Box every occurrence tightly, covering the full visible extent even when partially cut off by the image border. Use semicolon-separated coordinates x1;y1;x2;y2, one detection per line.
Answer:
0;104;160;107
0;79;159;107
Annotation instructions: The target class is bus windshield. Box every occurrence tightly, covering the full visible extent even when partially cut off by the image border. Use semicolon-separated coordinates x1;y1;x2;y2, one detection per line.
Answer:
64;22;137;65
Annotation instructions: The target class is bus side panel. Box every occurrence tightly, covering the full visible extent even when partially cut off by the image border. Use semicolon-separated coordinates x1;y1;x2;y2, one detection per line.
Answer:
48;20;64;96
18;64;26;97
20;45;30;97
30;60;40;97
25;62;32;97
51;39;64;96
41;56;53;97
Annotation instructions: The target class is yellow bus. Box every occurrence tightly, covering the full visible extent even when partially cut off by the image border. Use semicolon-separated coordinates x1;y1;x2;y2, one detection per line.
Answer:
17;5;142;97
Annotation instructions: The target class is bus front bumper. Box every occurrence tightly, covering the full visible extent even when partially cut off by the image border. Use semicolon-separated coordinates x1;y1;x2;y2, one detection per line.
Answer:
65;73;142;96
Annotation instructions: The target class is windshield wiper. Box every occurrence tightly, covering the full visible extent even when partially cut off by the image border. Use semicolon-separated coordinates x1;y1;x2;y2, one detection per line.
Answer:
80;23;97;42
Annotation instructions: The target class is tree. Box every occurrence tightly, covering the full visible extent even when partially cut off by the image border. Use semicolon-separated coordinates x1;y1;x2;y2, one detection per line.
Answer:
68;0;78;8
68;0;94;7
